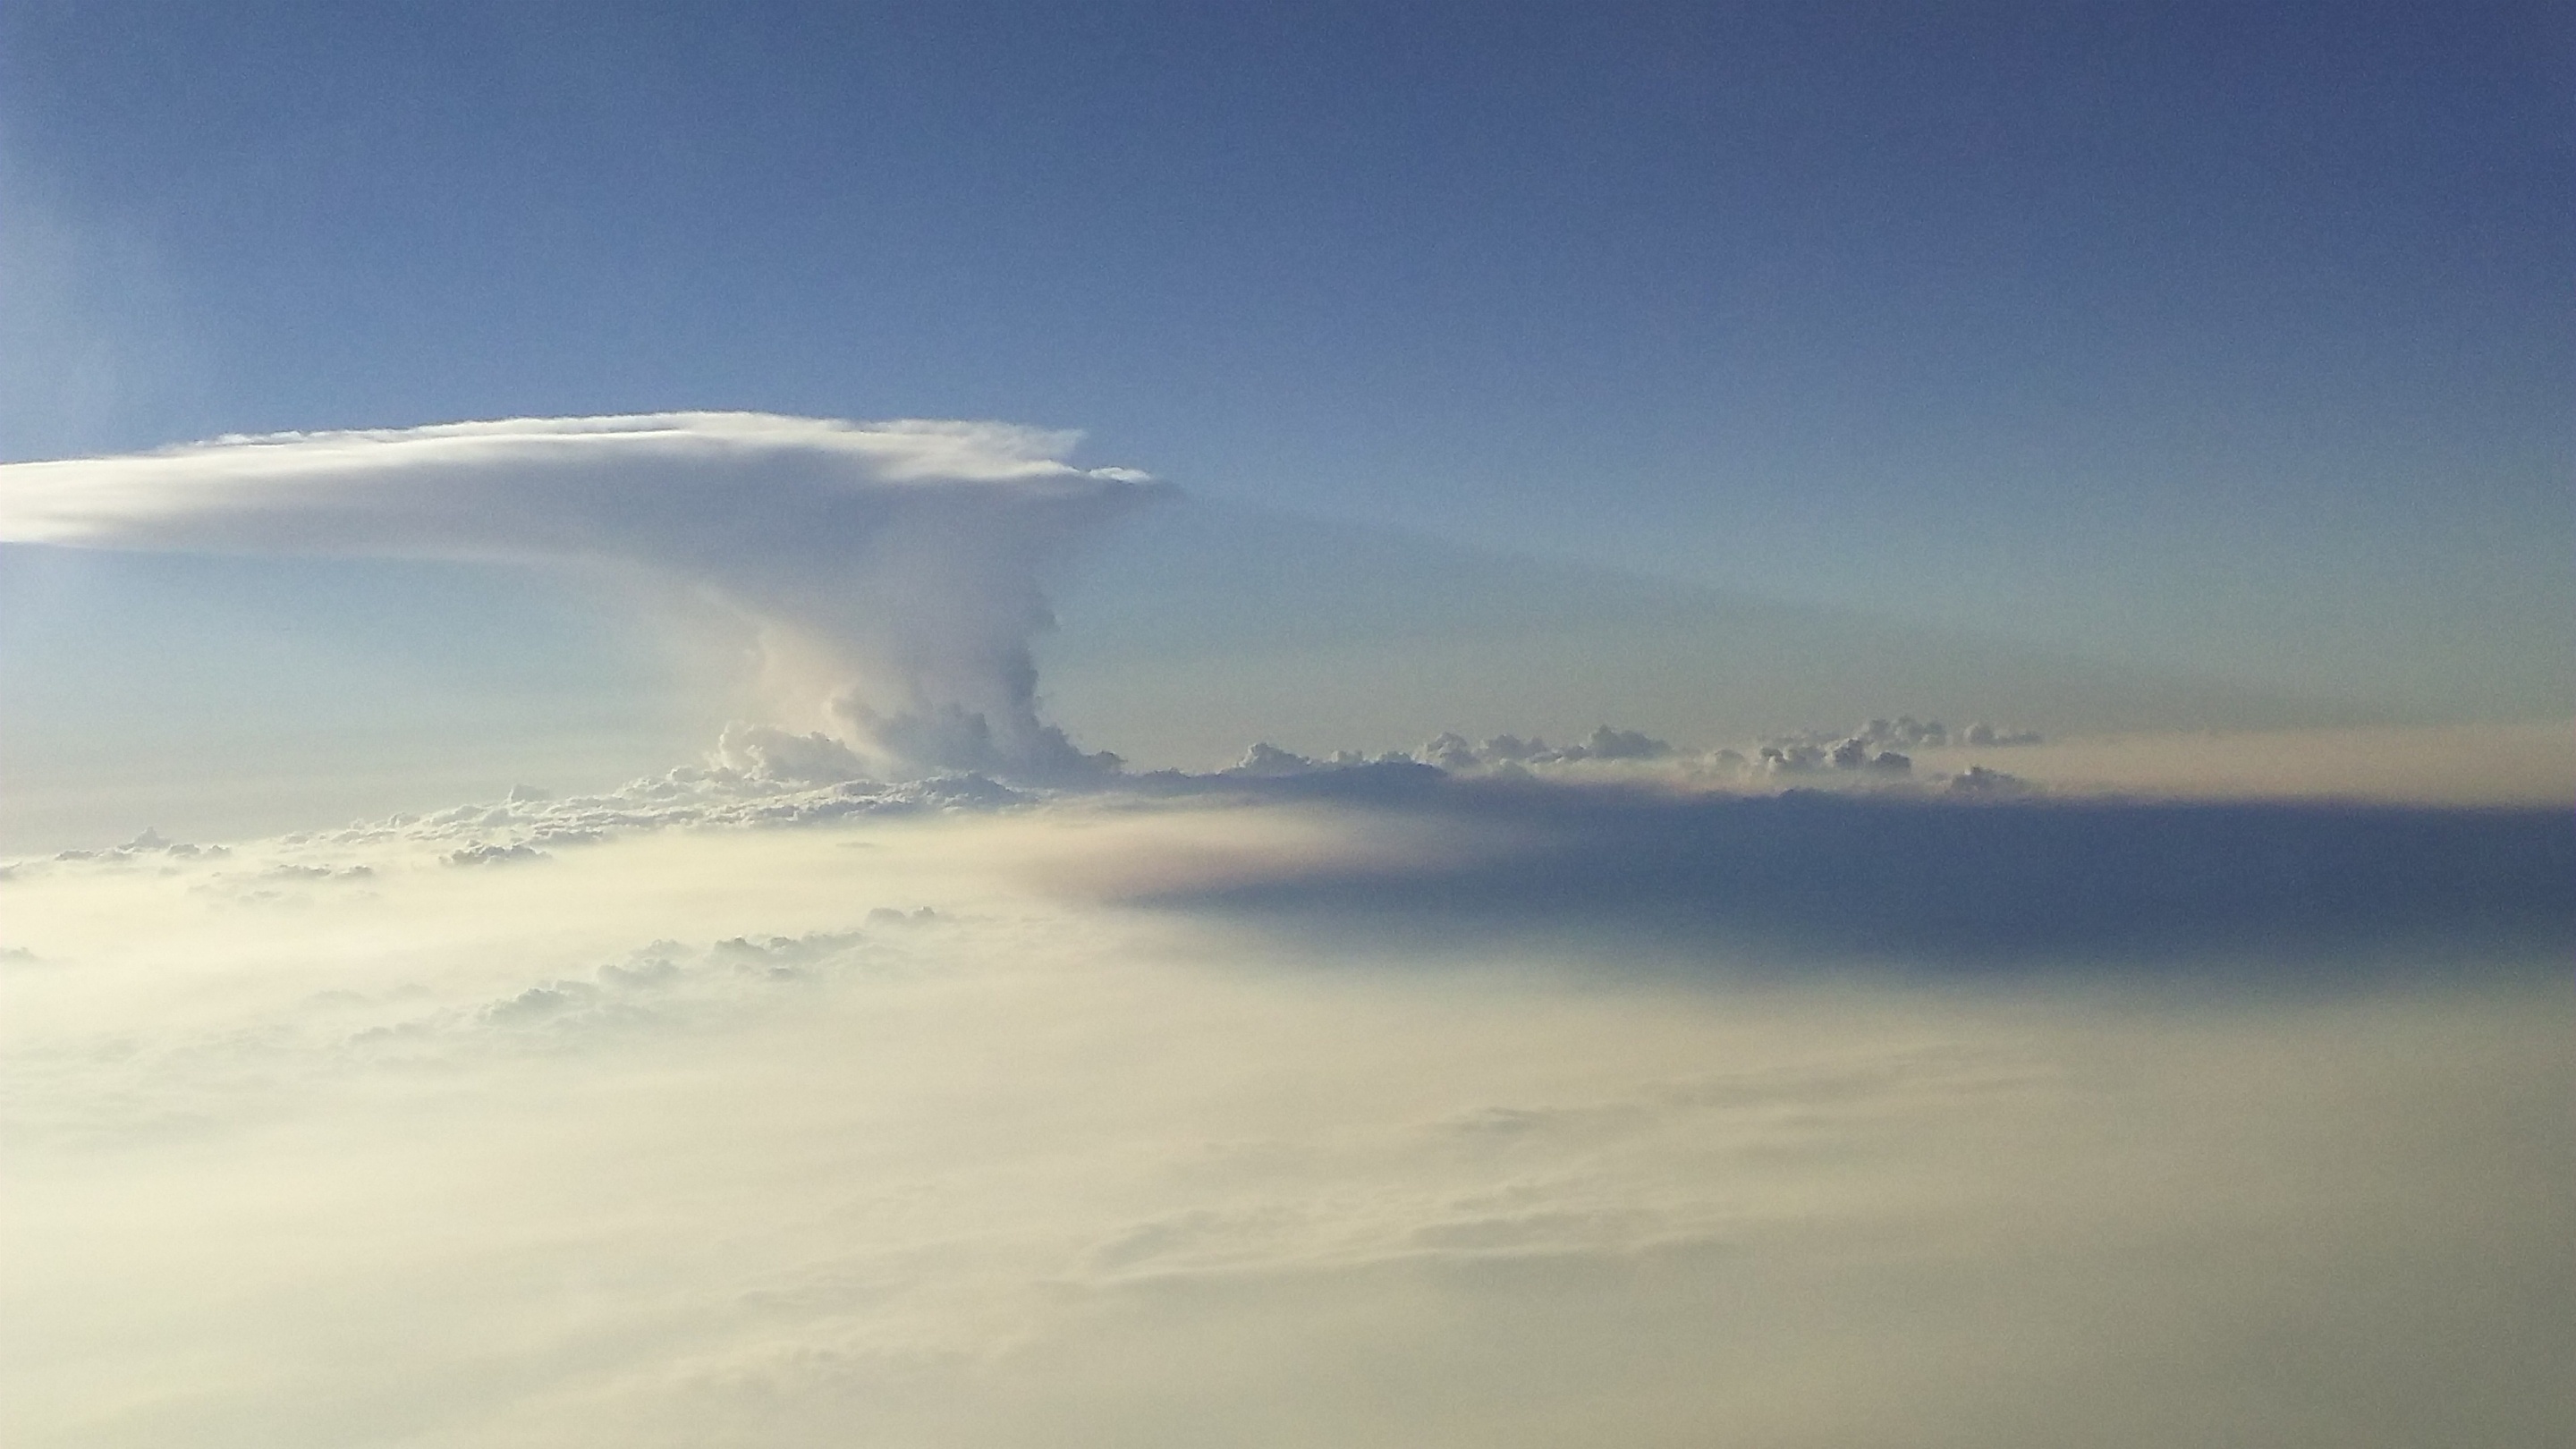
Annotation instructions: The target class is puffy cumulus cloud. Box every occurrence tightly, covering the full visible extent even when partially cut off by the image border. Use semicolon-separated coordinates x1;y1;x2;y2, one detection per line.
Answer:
1960;720;2046;748
1232;717;2021;797
1946;762;2037;797
0;798;2568;1448
1736;716;2040;784
1404;724;1680;771
1199;716;2047;799
1222;727;1681;780
1749;737;1915;776
708;721;877;784
1775;715;2044;751
0;413;1156;781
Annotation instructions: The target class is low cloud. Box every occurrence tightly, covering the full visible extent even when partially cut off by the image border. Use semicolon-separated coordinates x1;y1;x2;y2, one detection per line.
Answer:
2;793;2566;1447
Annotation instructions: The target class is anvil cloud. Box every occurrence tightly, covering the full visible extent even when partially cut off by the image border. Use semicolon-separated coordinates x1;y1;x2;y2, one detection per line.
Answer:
0;413;1157;778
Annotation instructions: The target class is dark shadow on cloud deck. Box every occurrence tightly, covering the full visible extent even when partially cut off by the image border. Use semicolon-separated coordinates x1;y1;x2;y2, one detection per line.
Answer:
1142;779;2576;978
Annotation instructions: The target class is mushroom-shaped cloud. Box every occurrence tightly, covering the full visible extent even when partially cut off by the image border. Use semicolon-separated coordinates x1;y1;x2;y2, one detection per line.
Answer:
0;412;1161;781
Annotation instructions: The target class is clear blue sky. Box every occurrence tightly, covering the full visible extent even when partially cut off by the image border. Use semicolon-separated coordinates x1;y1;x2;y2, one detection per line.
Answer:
3;0;2570;792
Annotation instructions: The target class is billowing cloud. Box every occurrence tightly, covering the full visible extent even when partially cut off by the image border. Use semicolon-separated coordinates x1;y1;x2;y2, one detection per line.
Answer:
0;413;1158;779
1419;724;1679;769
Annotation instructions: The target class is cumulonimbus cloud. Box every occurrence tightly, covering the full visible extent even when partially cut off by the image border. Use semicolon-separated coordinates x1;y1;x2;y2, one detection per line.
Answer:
0;411;1160;779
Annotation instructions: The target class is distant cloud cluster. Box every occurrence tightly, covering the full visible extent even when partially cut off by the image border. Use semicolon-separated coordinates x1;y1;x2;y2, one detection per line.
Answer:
1733;714;2040;780
1746;738;1917;776
1408;724;1677;770
1221;724;1672;778
1777;715;2046;751
444;842;549;868
1217;716;2037;801
4;710;2055;872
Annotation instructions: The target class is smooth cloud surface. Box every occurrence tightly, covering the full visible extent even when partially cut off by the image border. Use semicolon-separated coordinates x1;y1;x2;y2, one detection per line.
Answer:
0;413;1157;778
4;795;2568;1448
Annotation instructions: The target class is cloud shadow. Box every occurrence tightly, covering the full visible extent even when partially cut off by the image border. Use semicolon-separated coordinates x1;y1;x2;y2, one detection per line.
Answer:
1131;778;2576;980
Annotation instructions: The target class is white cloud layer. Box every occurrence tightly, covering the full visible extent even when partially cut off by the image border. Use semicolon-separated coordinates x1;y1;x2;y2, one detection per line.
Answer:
3;799;2568;1448
0;413;1157;779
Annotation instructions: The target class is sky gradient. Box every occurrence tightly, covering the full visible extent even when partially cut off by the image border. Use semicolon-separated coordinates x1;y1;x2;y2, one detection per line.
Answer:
4;1;2569;775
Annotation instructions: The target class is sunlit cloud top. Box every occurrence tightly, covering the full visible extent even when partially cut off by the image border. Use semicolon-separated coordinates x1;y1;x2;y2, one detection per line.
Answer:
0;411;1153;549
0;413;1161;780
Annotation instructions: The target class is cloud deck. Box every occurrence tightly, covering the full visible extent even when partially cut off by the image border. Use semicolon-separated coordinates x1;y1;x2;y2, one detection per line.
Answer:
4;788;2568;1447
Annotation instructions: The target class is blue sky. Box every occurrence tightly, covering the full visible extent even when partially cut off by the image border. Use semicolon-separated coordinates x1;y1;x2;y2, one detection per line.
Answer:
2;1;2570;835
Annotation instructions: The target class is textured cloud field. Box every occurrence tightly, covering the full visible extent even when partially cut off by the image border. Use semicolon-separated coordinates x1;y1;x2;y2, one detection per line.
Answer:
4;780;2570;1448
4;417;2571;1446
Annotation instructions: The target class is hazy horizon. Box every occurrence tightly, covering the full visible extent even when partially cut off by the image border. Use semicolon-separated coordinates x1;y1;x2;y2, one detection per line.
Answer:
4;5;2569;1445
